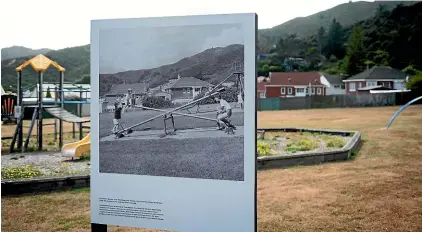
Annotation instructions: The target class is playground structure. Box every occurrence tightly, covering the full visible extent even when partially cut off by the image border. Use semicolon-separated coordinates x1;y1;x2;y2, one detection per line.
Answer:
113;64;244;138
9;54;91;155
61;133;91;158
387;95;422;129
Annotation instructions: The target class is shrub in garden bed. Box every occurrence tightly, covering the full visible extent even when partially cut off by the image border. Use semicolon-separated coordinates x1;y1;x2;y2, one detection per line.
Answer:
1;165;43;180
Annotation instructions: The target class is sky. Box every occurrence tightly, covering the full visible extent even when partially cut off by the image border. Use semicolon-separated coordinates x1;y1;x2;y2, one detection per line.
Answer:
99;24;243;73
0;0;357;50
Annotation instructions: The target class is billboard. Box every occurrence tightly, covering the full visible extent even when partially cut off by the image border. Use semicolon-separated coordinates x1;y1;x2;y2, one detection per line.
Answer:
90;13;257;231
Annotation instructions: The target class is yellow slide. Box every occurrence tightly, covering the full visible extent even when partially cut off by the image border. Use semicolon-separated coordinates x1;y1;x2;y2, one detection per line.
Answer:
61;133;91;158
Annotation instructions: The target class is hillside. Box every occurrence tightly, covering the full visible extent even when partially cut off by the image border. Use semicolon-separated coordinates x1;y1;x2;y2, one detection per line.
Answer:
1;46;53;61
99;44;244;96
258;1;417;52
1;45;90;92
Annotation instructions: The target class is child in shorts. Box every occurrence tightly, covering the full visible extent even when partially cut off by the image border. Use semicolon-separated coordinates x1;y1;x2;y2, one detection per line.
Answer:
112;101;123;133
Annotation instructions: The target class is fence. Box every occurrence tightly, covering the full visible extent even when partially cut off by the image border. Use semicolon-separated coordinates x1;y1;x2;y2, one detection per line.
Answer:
257;92;421;111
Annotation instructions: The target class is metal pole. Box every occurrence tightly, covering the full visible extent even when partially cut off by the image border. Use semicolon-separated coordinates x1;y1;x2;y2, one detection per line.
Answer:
134;105;218;122
59;71;64;148
38;72;43;151
115;89;224;135
17;71;23;150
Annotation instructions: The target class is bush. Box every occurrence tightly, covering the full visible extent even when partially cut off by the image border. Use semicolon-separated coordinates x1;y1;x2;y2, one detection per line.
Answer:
193;87;241;105
325;137;346;148
286;138;319;153
257;141;271;157
142;96;174;109
1;165;42;180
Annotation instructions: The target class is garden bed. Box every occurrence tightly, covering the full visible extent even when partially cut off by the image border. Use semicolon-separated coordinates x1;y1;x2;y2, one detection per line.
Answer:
257;128;361;170
257;131;352;157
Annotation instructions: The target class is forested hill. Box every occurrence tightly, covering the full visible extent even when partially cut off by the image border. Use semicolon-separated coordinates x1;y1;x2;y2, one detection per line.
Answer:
1;46;53;61
257;1;417;53
2;1;421;93
1;45;90;92
259;1;422;77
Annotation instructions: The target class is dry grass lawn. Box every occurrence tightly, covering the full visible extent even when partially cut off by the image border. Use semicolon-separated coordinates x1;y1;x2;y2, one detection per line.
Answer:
2;106;422;232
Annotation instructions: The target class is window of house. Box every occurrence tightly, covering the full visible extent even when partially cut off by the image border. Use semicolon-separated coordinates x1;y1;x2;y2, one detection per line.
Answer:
288;88;292;94
367;81;377;87
317;88;322;95
349;83;356;91
187;88;191;93
195;88;201;92
260;92;266;98
341;84;346;89
311;88;315;94
357;82;363;89
334;85;340;88
281;88;285;94
296;88;305;93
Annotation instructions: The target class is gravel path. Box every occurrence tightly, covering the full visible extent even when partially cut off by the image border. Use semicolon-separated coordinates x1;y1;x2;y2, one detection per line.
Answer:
1;152;90;178
99;136;244;181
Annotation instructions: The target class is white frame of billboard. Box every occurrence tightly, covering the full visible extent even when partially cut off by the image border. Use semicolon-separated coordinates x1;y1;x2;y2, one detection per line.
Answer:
90;13;257;232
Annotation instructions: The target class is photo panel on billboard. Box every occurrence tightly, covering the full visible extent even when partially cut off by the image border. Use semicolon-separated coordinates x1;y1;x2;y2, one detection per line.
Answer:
91;13;257;232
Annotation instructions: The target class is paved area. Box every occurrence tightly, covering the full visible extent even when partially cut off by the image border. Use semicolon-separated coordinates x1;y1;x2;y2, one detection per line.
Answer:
98;104;245;181
99;135;244;181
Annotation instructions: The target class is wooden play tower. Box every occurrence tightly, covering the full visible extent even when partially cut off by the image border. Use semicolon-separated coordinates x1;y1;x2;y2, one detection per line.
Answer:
11;54;90;153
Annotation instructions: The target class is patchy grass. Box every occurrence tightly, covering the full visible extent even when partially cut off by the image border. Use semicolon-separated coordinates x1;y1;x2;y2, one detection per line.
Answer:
2;106;422;232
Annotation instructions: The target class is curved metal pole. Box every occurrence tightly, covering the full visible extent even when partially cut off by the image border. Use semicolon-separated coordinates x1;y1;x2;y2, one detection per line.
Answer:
386;96;422;129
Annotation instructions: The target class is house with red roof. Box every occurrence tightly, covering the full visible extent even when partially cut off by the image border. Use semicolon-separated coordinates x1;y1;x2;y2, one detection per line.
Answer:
257;72;327;98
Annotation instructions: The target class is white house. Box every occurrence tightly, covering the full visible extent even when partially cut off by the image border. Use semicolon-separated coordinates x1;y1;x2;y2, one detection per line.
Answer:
319;72;346;95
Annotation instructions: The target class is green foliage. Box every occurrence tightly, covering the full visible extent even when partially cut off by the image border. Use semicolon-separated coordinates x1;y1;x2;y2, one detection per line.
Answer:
1;165;42;180
325;137;346;148
406;73;422;91
142;96;174;109
324;18;346;59
46;87;52;98
343;26;367;75
402;65;421;76
258;60;283;77
286;138;319;153
257;141;271;157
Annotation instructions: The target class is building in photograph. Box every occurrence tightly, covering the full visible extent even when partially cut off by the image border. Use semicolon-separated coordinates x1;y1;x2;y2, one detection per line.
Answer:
259;72;327;98
342;66;409;94
167;75;213;103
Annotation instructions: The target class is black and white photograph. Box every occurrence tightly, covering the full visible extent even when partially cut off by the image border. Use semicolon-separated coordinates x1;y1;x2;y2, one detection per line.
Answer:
98;23;246;181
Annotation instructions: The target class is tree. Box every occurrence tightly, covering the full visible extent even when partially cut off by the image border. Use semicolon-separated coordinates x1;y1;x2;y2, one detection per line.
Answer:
46;87;52;98
317;26;326;55
343;26;367;75
324;18;345;59
405;73;422;91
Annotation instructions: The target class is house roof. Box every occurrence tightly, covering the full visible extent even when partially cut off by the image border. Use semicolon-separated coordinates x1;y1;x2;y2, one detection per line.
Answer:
169;77;212;89
106;83;146;95
345;66;407;81
320;72;344;85
268;72;323;86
